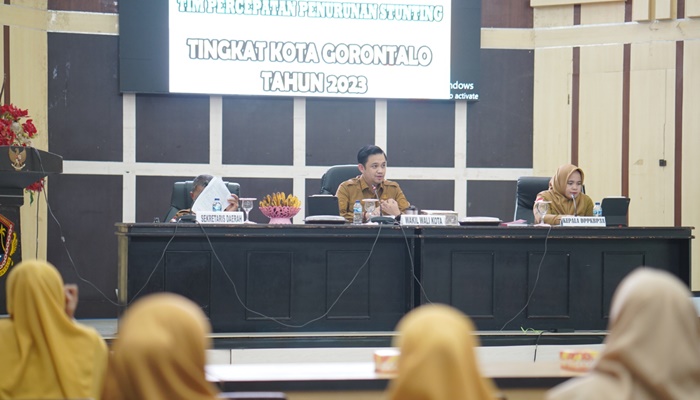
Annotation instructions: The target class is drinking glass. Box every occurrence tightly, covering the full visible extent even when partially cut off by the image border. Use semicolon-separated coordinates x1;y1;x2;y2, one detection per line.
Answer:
240;198;256;224
363;199;377;218
535;200;550;225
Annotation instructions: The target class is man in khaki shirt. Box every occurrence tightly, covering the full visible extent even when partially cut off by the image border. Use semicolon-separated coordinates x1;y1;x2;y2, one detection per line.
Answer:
336;145;410;222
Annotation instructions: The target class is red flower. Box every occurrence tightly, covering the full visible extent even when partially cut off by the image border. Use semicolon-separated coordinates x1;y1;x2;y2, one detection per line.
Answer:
1;104;43;194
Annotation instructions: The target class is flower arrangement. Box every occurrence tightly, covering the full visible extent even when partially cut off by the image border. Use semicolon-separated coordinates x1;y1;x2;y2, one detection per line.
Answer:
0;104;44;200
259;192;301;224
0;104;37;146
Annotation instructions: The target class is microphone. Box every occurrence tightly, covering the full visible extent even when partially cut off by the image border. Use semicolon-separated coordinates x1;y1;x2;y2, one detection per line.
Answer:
372;185;382;217
572;194;577;217
370;184;395;224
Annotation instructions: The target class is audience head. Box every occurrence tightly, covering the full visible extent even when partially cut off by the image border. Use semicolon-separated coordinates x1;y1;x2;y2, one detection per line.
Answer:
7;259;67;321
550;164;584;199
191;174;214;201
547;267;700;400
0;260;107;400
387;304;496;400
102;293;218;400
357;145;387;187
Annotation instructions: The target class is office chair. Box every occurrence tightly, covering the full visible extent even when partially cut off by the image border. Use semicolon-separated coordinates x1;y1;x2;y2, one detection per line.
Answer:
164;180;240;222
319;164;359;195
513;176;587;223
513;176;551;223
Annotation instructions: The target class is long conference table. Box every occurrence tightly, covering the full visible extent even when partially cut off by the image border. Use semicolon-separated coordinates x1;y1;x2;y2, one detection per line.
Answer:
116;223;692;333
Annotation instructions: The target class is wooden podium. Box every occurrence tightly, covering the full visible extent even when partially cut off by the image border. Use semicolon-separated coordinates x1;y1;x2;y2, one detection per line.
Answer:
0;146;63;314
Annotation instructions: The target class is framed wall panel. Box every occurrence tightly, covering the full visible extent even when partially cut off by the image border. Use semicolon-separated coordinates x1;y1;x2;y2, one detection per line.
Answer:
577;44;625;203
467;49;534;168
386;100;455;168
306;98;375;166
135;94;210;163
48;33;122;162
682;40;700;290
48;0;118;13
46;174;122;318
397;180;454;212
222;96;294;166
628;42;676;227
482;0;534;28
467;180;517;221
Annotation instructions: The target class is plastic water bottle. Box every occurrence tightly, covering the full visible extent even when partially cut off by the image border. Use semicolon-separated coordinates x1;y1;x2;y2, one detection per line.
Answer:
212;197;223;212
353;200;362;225
593;202;602;218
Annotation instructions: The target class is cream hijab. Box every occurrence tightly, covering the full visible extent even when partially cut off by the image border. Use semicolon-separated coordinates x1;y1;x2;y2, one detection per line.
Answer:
387;304;497;400
102;293;219;400
0;260;108;400
547;268;700;400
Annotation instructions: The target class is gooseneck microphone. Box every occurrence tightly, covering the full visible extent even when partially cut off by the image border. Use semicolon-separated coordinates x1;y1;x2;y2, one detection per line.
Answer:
372;185;383;217
370;184;395;224
572;194;577;217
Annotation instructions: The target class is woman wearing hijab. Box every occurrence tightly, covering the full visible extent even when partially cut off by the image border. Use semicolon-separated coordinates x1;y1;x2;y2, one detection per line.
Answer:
534;163;594;225
102;292;219;400
547;268;700;400
0;260;108;400
387;304;497;400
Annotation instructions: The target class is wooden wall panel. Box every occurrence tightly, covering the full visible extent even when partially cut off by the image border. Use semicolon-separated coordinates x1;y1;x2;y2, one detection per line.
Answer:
533;5;574;28
47;33;122;162
655;0;675;19
577;44;624;203
628;42;676;227
12;25;48;260
532;47;572;176
467;49;534;169
633;0;652;21
47;174;122;318
386;100;455;168
466;181;516;221
580;1;626;23
689;0;700;16
682;40;700;290
577;0;627;204
135;175;190;223
135;94;209;163
482;0;533;29
395;180;454;212
48;0;117;13
222;96;294;166
306;98;375;166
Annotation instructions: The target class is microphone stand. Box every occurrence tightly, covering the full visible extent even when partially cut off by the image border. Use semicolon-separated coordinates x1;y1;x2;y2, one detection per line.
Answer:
572;194;577;217
370;184;396;224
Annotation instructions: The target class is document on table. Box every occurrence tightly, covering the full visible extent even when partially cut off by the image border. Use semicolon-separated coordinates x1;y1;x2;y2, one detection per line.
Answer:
192;176;233;213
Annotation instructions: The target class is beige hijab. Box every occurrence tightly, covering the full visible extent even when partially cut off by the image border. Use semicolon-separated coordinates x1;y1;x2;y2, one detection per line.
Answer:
547;268;700;400
387;304;497;400
536;164;592;224
102;293;219;400
0;260;108;400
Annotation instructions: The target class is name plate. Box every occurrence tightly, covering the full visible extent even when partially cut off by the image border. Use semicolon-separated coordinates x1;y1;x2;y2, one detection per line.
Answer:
560;216;606;227
401;214;446;226
196;211;245;224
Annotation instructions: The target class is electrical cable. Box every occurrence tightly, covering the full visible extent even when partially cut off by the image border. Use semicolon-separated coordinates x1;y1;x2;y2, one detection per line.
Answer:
499;223;553;331
397;222;432;304
34;148;121;306
198;221;386;328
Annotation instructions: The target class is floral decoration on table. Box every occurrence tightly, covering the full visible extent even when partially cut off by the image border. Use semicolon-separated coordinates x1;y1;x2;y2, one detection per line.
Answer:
0;103;44;202
259;192;301;224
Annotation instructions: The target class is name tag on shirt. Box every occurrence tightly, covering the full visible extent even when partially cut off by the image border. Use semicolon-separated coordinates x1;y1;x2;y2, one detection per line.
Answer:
401;215;446;226
196;211;245;224
560;216;606;227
